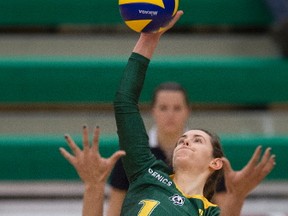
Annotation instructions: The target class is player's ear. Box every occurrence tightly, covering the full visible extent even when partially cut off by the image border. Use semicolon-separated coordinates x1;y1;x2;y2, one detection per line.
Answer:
209;158;223;171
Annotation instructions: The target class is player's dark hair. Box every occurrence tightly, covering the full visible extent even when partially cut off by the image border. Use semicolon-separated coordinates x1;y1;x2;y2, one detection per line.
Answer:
200;129;225;201
151;82;189;107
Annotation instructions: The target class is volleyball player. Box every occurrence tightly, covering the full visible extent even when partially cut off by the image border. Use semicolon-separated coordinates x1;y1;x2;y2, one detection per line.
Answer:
62;10;275;216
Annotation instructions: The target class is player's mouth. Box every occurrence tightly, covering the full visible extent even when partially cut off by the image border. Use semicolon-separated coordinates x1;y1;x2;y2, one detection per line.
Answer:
176;146;195;153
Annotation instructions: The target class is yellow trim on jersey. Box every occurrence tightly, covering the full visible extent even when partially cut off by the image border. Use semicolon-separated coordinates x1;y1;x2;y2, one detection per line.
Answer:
170;174;218;209
191;194;218;209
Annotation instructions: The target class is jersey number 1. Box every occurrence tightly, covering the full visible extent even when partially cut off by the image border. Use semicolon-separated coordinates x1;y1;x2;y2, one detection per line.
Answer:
138;199;160;216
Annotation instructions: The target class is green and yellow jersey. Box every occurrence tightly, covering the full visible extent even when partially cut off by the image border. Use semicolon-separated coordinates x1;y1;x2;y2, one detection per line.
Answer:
114;53;220;216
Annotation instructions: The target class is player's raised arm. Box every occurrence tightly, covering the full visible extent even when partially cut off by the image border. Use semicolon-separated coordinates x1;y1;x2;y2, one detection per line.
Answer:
113;11;184;181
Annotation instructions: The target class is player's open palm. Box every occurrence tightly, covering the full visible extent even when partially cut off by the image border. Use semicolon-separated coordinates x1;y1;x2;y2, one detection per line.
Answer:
222;146;275;199
60;125;126;184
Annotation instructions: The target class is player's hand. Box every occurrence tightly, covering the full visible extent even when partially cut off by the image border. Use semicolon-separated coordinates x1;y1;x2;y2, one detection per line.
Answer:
141;10;183;38
159;10;184;35
133;10;184;59
222;146;275;199
60;125;126;184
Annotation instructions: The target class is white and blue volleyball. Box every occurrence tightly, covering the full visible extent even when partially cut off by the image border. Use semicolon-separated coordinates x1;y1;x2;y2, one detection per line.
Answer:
119;0;179;33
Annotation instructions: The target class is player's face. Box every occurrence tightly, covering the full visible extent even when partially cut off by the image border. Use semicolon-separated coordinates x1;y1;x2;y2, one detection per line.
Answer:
172;130;214;171
151;90;190;135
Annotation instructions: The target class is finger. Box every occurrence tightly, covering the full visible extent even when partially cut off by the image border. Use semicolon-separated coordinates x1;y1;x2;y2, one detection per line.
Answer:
160;10;184;33
169;10;184;27
245;146;262;170
256;147;272;170
91;126;100;152
109;150;126;166
59;147;75;166
82;125;89;152
64;134;81;156
260;154;276;178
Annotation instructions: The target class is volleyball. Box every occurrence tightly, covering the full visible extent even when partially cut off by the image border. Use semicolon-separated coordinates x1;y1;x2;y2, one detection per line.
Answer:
119;0;179;33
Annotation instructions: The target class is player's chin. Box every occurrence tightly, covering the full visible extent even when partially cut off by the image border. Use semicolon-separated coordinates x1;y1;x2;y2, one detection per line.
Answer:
173;151;192;164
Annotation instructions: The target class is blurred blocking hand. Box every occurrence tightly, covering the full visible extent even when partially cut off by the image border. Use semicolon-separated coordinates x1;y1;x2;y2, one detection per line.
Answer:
60;125;126;184
220;146;276;216
60;125;126;216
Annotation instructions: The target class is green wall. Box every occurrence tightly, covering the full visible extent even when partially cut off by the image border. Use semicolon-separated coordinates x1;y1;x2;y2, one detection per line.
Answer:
0;134;287;181
0;0;272;27
0;56;287;106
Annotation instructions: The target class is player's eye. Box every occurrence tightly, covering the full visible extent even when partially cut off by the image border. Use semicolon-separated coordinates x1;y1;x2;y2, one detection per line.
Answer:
173;105;182;112
194;138;203;143
159;105;168;111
